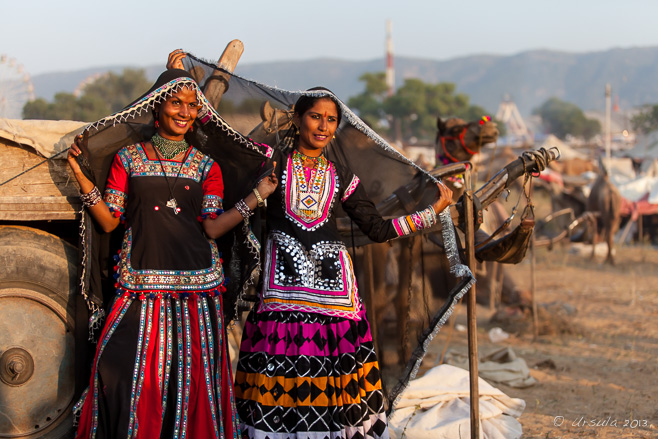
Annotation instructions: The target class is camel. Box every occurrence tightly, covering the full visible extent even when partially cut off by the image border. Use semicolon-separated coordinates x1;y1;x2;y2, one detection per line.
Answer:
361;115;537;365
434;116;531;296
431;116;532;310
549;156;597;177
432;117;532;316
586;168;622;264
538;158;621;264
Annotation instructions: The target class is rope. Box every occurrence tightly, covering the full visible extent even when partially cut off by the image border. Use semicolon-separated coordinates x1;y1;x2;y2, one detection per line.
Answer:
517;147;558;221
520;147;555;175
475;147;556;249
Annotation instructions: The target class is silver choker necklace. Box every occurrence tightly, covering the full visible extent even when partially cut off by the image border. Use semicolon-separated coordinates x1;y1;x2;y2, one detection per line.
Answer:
151;133;189;160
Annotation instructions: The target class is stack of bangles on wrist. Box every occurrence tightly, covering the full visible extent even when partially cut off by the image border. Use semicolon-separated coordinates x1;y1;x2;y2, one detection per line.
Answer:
80;186;102;208
235;199;253;219
420;205;438;228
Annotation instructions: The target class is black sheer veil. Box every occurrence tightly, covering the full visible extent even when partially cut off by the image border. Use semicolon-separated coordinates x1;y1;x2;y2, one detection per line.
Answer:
73;54;475;412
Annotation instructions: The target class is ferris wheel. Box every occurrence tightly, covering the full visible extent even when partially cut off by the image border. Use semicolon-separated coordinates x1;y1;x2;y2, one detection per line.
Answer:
0;55;36;119
73;72;109;97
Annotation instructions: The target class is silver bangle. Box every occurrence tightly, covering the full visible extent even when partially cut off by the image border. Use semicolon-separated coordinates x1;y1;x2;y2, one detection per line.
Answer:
80;186;102;208
235;199;253;220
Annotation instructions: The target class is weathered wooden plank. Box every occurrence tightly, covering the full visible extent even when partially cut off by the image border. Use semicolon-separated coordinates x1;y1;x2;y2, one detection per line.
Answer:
0;138;79;218
203;40;244;108
0;142;79;198
0;196;79;204
0;182;78;197
0;196;79;221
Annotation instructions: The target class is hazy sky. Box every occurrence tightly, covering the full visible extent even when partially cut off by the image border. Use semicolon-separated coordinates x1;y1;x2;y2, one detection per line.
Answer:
2;0;655;77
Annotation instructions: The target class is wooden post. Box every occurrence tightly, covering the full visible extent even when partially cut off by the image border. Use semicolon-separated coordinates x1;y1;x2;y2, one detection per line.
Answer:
531;231;539;339
618;218;635;245
464;169;480;439
396;237;415;364
529;179;539;339
362;245;378;355
489;262;499;311
202;39;245;108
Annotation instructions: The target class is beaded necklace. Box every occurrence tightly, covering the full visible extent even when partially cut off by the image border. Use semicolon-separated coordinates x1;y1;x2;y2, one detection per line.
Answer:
153;144;191;215
291;150;329;220
295;150;323;168
151;133;189;160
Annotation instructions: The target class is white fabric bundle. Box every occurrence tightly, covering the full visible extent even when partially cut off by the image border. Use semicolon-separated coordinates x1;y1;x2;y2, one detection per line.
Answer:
389;364;526;439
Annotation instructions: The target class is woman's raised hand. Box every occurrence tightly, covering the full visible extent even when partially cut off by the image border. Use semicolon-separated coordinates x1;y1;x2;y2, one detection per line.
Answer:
67;132;88;179
257;161;278;199
166;49;186;70
432;181;453;214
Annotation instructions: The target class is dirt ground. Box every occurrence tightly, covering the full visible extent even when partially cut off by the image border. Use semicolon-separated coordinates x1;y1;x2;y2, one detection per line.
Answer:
379;243;658;438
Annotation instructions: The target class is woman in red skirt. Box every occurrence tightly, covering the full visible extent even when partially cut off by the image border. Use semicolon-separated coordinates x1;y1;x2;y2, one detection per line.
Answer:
68;68;277;439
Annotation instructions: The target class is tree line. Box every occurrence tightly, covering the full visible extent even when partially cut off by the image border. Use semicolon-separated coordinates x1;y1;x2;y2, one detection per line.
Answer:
23;69;151;122
26;68;639;143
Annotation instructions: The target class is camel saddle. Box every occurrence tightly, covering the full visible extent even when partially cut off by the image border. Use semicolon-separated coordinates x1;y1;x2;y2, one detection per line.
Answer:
475;218;535;264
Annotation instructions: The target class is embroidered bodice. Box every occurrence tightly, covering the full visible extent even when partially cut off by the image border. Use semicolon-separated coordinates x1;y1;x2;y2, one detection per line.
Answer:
103;142;225;292
258;150;437;319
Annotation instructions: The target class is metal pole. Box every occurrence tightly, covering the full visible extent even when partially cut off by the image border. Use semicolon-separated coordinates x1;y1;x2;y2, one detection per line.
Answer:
385;20;395;97
605;84;612;171
464;169;480;439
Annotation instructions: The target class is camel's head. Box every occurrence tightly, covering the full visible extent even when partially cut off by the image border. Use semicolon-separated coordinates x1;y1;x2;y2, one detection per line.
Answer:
436;116;499;163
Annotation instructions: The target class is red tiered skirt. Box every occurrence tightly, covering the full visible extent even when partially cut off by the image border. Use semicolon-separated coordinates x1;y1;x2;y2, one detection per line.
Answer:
75;291;239;439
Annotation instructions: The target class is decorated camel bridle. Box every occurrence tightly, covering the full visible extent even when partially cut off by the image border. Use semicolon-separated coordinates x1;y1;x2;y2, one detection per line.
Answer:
437;115;492;164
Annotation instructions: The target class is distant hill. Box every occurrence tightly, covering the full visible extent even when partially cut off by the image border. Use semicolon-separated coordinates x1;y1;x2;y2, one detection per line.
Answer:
27;47;658;118
29;64;165;101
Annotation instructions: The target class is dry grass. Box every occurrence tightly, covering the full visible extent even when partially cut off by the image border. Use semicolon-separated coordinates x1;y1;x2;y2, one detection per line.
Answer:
380;243;658;438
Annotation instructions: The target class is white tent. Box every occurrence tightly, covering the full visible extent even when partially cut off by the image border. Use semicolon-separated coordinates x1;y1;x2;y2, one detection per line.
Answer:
625;130;658;160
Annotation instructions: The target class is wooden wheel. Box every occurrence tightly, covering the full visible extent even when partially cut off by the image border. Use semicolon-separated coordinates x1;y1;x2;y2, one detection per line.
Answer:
0;226;77;438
